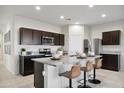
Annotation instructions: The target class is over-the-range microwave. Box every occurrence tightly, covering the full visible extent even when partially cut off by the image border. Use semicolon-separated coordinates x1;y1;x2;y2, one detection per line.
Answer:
41;36;54;45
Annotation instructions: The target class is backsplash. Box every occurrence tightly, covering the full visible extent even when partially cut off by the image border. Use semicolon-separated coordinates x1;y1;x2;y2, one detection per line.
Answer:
18;45;62;54
101;45;121;52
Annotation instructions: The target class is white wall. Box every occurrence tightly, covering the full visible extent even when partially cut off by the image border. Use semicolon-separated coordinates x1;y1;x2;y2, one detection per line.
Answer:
3;17;15;74
0;32;3;64
69;25;84;54
84;25;91;40
91;20;124;71
61;26;69;52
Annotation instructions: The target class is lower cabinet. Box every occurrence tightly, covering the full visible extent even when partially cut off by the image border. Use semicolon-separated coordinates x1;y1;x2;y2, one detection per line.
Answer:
34;62;44;88
100;54;120;71
19;55;44;76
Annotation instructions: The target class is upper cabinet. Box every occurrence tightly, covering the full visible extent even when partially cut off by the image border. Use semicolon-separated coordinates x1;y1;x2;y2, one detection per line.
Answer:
19;27;64;46
42;31;53;37
32;30;42;45
59;34;64;46
102;30;121;45
20;28;33;45
53;33;60;45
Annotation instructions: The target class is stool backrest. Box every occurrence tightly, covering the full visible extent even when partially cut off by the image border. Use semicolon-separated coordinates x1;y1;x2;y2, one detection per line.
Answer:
86;61;93;72
95;59;102;69
70;64;81;79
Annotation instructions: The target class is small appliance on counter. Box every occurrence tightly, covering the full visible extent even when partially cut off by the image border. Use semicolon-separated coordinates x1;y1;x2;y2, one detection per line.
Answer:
39;48;52;57
26;51;32;55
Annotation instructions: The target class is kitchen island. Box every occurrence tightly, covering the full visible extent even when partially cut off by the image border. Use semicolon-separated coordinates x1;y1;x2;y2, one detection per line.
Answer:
32;55;101;88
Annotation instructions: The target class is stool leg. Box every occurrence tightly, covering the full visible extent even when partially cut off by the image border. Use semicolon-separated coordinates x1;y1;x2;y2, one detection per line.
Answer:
88;68;101;84
69;79;72;88
78;71;91;88
84;71;86;87
93;68;96;80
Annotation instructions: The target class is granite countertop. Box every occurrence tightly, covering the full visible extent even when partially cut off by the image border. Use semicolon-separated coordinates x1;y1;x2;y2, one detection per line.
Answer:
32;55;102;67
20;53;45;57
100;51;121;55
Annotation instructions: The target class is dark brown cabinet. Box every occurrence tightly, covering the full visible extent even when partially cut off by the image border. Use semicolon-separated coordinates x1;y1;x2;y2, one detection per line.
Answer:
59;34;64;46
32;30;42;45
42;31;53;37
53;33;60;45
102;30;120;45
101;54;120;71
20;28;33;45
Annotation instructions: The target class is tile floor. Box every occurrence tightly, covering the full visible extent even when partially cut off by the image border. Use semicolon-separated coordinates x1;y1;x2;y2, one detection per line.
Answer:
0;64;124;88
0;65;34;88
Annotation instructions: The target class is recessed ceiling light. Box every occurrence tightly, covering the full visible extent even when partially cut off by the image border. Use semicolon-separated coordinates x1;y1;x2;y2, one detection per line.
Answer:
35;6;40;10
89;5;94;8
75;22;79;24
60;16;64;19
101;14;106;18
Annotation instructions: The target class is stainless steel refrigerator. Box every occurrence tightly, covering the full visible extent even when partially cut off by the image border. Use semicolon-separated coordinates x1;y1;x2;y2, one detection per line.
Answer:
84;38;101;55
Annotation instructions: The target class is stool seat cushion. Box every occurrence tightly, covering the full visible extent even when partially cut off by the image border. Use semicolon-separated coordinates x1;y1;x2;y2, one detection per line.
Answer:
59;64;81;79
81;61;93;72
94;59;102;69
59;71;71;79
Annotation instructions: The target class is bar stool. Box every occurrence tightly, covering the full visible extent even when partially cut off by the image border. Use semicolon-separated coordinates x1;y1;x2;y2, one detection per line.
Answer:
88;59;102;84
78;61;93;88
59;64;81;88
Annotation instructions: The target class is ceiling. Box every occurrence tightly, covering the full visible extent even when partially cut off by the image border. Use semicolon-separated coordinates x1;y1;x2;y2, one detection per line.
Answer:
0;5;124;26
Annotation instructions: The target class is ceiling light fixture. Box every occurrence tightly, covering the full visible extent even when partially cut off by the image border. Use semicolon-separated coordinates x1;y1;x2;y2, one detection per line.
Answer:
89;5;94;8
60;16;64;19
36;6;40;10
101;14;106;18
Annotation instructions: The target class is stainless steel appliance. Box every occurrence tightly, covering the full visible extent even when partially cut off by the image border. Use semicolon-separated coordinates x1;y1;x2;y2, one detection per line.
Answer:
84;39;101;55
42;36;54;45
93;39;101;55
39;48;52;57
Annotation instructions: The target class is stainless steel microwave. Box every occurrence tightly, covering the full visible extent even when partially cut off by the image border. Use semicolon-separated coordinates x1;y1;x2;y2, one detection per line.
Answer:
42;36;54;45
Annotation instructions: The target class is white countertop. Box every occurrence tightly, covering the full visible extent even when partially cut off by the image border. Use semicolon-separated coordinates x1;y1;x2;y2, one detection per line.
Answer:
32;55;102;67
100;51;121;55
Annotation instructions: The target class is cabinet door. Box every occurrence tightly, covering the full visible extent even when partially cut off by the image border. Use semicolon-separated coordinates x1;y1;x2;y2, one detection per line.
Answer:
102;32;111;45
111;31;120;45
24;57;34;75
59;34;64;46
20;28;33;45
101;54;108;69
109;55;119;71
54;33;60;45
32;30;42;45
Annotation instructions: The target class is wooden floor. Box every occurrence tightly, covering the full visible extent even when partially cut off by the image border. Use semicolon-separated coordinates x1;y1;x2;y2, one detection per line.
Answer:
0;64;124;88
